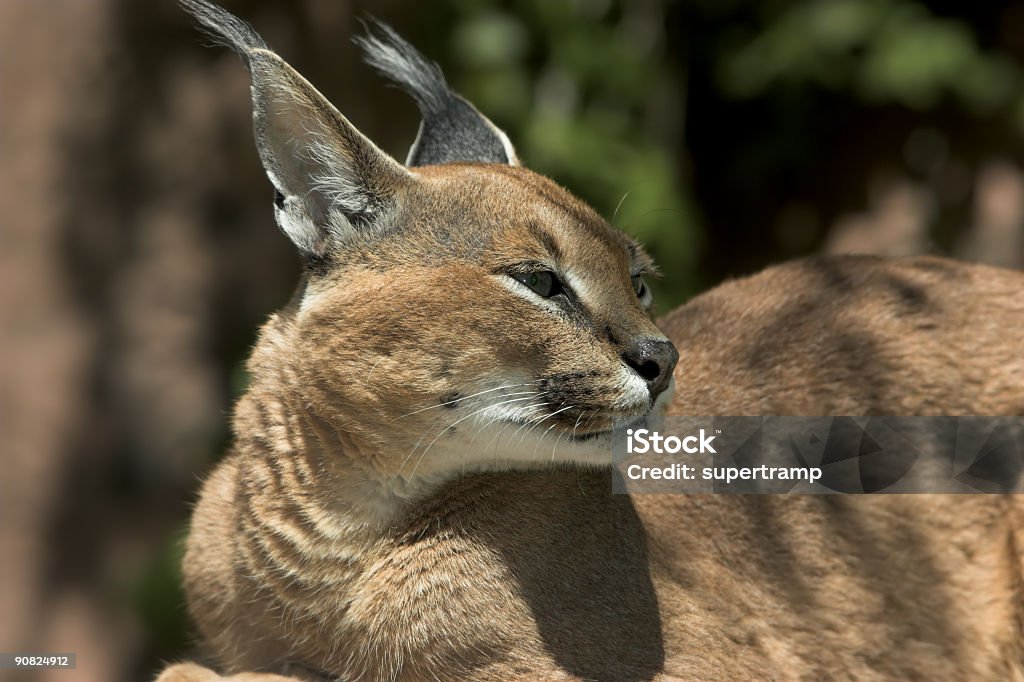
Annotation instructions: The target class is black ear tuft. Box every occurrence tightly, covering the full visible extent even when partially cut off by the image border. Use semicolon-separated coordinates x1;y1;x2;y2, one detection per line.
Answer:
180;0;267;69
355;19;519;167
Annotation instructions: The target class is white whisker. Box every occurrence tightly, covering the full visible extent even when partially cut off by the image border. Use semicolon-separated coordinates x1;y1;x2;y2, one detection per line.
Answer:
393;382;537;420
551;424;570;461
406;395;539;478
525;404;576;460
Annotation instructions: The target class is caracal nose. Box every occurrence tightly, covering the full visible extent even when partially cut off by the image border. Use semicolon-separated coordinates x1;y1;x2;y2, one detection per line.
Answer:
621;338;679;402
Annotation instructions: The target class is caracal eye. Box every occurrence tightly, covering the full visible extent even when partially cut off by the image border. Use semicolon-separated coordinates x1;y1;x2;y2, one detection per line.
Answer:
513;271;563;298
632;275;647;298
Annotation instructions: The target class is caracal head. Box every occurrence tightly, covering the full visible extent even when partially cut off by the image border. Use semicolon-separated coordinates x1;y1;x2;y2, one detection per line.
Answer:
184;1;678;487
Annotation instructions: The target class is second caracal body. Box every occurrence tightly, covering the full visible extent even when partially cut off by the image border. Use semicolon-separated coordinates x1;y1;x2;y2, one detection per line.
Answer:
160;2;1024;681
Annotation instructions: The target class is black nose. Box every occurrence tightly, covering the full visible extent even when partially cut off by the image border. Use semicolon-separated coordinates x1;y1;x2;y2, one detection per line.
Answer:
621;338;679;402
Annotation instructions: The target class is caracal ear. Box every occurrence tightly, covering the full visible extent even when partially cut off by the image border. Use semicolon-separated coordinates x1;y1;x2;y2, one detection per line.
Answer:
355;20;520;167
181;0;413;257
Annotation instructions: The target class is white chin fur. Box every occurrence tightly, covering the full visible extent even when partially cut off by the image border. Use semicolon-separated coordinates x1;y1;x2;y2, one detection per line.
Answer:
404;374;675;480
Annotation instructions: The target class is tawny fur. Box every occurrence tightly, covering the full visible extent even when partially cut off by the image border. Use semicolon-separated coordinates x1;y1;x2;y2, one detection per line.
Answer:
159;3;1024;680
158;252;1024;682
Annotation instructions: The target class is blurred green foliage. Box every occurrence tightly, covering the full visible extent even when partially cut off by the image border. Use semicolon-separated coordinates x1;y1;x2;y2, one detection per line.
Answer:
719;0;1019;112
404;0;1024;311
133;526;191;667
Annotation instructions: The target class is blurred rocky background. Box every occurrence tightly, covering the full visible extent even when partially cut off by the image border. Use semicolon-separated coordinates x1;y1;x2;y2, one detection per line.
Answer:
2;1;1023;680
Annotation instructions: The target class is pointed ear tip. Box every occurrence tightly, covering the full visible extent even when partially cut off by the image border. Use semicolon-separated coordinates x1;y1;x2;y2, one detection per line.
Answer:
247;47;282;64
246;48;307;85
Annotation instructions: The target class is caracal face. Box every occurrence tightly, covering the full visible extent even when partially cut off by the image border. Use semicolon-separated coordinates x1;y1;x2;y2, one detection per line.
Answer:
181;0;678;489
290;161;677;481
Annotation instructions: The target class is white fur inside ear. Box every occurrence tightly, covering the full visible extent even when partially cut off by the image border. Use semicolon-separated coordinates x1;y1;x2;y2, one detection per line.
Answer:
305;133;382;219
246;50;411;256
271;192;356;255
265;165;360;254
